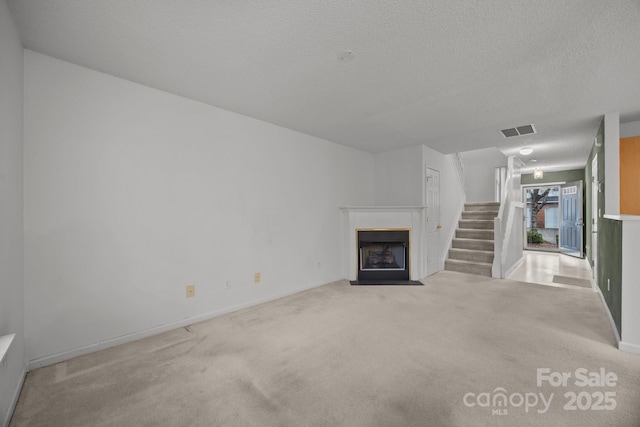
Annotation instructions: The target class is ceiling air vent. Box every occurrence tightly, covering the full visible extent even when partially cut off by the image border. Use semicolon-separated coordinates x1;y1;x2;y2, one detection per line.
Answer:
500;124;536;138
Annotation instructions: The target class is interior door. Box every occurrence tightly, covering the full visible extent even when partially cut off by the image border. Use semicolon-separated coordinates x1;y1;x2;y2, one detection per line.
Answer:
560;180;584;258
426;167;440;276
591;155;599;279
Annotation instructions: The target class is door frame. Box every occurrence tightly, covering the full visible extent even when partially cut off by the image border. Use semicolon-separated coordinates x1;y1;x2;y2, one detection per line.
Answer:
522;183;563;252
425;166;441;276
591;155;599;279
559;180;584;258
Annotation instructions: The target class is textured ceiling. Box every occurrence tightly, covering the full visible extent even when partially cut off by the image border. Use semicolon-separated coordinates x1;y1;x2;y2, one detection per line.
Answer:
8;0;640;173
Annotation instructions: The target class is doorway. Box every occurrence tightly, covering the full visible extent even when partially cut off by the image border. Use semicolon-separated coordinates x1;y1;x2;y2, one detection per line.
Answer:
425;167;440;276
507;251;594;289
591;155;599;279
559;180;584;258
524;185;560;251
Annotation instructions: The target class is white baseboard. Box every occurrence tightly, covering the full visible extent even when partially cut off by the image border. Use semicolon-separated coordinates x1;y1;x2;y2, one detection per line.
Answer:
502;256;524;279
2;364;26;427
595;286;621;346
619;341;640;354
28;279;333;370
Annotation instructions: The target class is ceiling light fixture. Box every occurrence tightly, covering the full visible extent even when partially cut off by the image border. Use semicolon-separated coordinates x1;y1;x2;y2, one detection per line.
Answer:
519;147;533;156
533;168;544;180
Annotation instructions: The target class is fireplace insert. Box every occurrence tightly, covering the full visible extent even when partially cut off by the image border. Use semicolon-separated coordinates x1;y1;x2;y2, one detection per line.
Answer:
356;229;410;282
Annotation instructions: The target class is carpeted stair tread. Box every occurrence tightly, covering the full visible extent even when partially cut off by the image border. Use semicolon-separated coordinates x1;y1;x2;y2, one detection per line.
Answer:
444;259;493;277
461;211;499;220
456;228;494;239
459;219;494;229
452;238;494;242
449;248;494;263
452;238;495;251
463;202;500;212
445;258;493;266
445;201;500;277
449;248;494;254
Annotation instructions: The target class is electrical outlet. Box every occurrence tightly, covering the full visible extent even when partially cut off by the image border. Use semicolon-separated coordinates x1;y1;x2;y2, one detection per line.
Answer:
225;280;231;289
316;261;321;269
186;284;195;298
254;272;261;283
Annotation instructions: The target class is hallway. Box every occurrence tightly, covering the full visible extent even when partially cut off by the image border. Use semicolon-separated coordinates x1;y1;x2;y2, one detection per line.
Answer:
508;250;595;291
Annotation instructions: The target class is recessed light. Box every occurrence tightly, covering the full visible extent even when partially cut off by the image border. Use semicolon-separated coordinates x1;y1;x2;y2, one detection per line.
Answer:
519;147;533;155
337;50;355;62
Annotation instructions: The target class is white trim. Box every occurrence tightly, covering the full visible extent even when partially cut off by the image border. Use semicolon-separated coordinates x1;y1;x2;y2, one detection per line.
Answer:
603;214;640;221
342;208;425;280
440;199;464;272
340;206;425;211
0;334;15;365
425;165;442;276
595;286;621;346
500;202;525;267
503;255;524;278
521;181;566;188
619;341;640;354
27;279;330;370
2;365;26;427
604;112;620;216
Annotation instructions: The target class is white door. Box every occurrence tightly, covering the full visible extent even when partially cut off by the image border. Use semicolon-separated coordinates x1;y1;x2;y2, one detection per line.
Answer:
591;154;598;280
426;167;441;276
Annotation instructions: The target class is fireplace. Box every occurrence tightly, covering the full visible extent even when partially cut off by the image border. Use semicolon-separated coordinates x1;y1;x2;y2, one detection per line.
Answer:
355;229;411;283
341;206;426;283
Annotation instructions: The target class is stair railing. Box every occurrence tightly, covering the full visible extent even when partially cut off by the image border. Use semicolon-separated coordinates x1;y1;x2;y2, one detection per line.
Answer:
452;153;466;200
440;153;467;270
492;156;525;278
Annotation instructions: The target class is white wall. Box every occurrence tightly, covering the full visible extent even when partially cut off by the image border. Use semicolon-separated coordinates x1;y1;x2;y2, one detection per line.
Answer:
368;144;464;276
498;157;524;278
604;112;620;215
620;119;640;138
459;147;507;202
0;3;26;425
24;51;374;367
374;145;423;206
620;217;640;354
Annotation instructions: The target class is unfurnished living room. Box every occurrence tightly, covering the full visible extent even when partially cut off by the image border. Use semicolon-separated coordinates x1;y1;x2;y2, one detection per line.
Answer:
2;1;640;426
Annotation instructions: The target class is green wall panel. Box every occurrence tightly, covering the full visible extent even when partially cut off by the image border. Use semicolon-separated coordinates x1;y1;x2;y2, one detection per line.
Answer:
598;218;622;335
521;168;585;185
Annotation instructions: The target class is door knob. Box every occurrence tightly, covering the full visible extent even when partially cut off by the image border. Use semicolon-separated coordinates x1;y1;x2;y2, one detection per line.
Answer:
437;224;442;229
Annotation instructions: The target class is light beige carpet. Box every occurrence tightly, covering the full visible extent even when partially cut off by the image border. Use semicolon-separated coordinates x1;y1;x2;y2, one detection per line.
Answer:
10;271;640;427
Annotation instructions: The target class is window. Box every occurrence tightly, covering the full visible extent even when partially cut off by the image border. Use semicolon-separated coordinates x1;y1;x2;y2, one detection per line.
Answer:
545;206;559;229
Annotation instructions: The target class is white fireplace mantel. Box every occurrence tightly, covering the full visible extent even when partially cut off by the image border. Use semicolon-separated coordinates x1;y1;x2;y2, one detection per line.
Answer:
340;206;426;281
